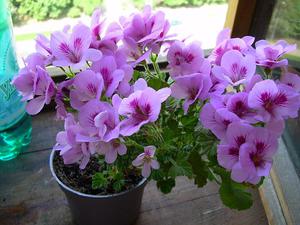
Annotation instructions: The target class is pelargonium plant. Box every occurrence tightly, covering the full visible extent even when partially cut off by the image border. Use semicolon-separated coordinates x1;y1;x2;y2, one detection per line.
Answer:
13;6;300;210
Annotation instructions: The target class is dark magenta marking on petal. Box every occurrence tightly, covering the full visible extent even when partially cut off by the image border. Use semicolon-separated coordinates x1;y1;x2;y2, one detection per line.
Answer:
59;43;70;54
273;92;288;106
228;147;239;156
74;38;82;50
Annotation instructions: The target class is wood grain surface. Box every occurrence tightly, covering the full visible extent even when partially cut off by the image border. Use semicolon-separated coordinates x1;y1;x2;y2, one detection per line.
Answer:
0;112;268;225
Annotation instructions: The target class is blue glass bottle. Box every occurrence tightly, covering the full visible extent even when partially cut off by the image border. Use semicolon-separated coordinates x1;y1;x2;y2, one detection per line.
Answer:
0;0;32;161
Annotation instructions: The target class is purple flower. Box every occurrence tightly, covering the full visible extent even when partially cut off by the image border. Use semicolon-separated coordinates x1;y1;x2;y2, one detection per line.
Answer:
97;140;127;164
248;79;300;122
255;40;296;69
70;69;103;110
217;121;253;171
171;73;212;113
77;99;120;142
53;114;96;169
118;79;171;136
226;92;257;123
209;28;255;65
12;66;56;115
90;9;123;54
50;23;102;69
167;41;210;78
91;56;125;97
35;34;54;65
132;145;159;178
280;72;300;92
122;6;170;63
244;74;263;93
209;70;228;95
199;103;240;139
212;50;256;86
55;79;74;120
237;127;278;184
24;53;47;71
265;119;285;138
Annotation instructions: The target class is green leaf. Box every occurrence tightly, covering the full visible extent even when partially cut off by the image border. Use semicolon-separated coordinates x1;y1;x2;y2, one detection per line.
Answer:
181;116;198;129
156;178;176;194
151;169;164;181
92;172;108;190
218;171;253;210
169;155;193;178
113;179;125;192
188;151;208;187
133;70;143;81
148;77;168;90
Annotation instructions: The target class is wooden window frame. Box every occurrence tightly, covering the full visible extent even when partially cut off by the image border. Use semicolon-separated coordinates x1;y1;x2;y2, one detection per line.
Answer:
225;0;277;39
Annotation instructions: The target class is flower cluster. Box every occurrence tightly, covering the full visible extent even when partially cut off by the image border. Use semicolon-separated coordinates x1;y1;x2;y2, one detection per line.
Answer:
198;31;300;184
13;8;171;178
12;6;300;209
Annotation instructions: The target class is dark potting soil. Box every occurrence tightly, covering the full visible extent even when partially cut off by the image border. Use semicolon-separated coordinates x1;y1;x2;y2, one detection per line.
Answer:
53;151;144;195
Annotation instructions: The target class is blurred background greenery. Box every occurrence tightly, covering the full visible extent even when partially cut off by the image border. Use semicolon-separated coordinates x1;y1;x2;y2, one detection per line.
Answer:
9;0;227;25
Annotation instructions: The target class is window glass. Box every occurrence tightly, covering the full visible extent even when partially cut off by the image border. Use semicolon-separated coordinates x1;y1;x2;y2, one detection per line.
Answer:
266;0;300;176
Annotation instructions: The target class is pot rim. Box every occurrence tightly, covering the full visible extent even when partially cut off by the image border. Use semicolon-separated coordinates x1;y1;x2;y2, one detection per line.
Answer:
49;150;147;199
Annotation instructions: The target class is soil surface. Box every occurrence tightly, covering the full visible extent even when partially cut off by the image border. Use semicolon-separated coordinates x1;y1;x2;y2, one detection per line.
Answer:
53;151;143;195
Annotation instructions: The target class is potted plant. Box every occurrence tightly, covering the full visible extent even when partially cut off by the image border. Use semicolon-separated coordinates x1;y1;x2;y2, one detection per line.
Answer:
12;5;300;225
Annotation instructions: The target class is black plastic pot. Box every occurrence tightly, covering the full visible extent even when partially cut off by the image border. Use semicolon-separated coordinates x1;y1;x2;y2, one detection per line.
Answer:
49;150;147;225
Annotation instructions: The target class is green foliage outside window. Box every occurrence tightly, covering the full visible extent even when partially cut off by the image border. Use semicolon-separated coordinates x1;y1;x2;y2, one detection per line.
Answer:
267;0;300;41
9;0;227;24
10;0;103;24
153;0;227;7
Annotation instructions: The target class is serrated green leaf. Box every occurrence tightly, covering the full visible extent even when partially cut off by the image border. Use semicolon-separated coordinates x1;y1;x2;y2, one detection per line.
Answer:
169;162;192;178
92;172;108;190
218;171;253;210
219;181;253;210
113;179;125;192
188;151;208;187
156;178;176;194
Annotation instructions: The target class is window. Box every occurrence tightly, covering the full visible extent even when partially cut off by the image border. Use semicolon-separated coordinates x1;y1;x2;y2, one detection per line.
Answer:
266;0;300;177
11;0;229;62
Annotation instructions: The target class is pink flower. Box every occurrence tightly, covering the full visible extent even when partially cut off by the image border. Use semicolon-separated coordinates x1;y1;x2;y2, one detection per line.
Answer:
212;50;256;86
97;140;127;164
209;28;255;65
132;145;159;178
237;127;278;184
248;79;300;122
91;56;125;97
244;74;263;93
35;34;54;65
50;23;102;69
90;9;123;54
77;99;120;142
55;79;74;120
280;72;300;92
118;79;171;136
171;73;212;113
217;121;253;171
209;70;228;95
12;66;56;115
199;103;240;139
255;40;296;69
122;6;171;64
167;41;210;78
70;69;103;110
226;92;257;123
53;114;96;169
24;53;47;71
